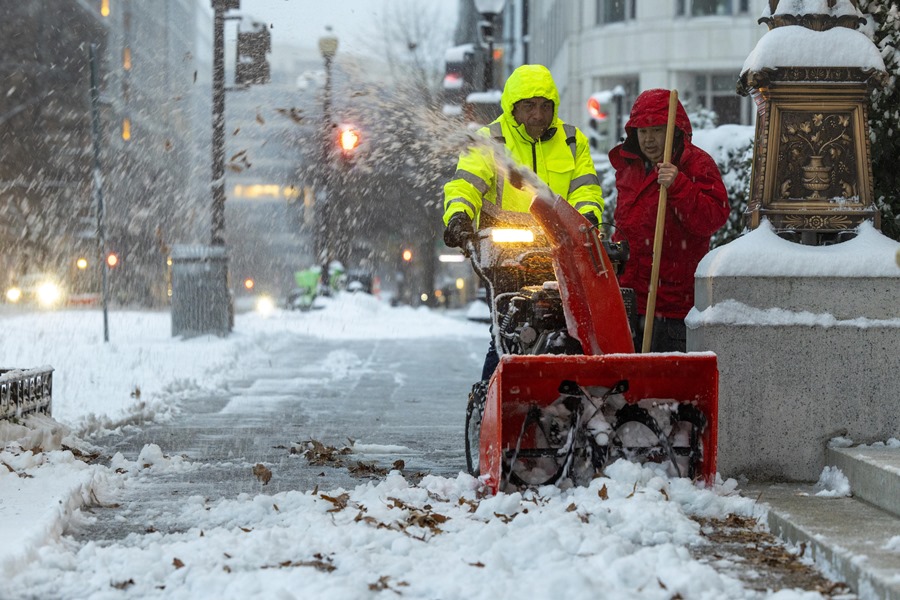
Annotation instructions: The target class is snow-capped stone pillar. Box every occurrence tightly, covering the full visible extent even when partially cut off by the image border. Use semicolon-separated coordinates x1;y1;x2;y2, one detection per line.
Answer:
738;0;887;245
688;0;900;483
688;223;900;482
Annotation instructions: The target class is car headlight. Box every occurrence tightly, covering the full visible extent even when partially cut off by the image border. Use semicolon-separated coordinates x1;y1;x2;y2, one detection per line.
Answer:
5;287;22;303
255;295;276;316
36;282;62;307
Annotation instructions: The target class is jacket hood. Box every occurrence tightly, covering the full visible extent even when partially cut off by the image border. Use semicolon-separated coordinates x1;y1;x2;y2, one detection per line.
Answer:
500;65;561;125
618;88;692;162
624;89;692;137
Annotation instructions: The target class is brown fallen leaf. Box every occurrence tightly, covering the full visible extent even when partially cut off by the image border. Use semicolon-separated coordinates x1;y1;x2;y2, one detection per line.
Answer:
111;579;134;590
173;558;184;569
252;463;272;485
598;484;609;500
320;492;351;512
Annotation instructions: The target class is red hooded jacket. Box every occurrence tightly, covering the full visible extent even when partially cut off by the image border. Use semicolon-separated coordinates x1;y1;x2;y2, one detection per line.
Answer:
609;89;729;319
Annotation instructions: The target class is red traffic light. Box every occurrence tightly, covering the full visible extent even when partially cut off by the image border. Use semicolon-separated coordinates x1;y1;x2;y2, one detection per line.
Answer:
401;249;413;262
106;253;119;267
587;96;607;121
339;126;360;153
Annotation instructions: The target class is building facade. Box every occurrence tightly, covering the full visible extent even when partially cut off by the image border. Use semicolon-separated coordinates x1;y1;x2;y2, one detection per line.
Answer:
99;0;210;305
0;0;211;306
223;37;323;301
512;0;769;148
0;1;107;284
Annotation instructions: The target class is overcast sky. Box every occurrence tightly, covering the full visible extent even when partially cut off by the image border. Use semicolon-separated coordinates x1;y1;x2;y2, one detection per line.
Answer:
234;0;459;56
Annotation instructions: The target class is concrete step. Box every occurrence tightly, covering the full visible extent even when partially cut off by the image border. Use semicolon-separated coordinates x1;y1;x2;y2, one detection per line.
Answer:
827;446;900;518
742;445;900;600
743;482;900;600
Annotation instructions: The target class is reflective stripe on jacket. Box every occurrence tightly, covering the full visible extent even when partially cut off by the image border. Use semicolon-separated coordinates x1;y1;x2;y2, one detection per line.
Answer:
443;65;603;227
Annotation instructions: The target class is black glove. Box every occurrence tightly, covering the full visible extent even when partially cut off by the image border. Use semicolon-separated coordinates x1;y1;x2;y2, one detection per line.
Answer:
443;212;475;249
582;211;600;228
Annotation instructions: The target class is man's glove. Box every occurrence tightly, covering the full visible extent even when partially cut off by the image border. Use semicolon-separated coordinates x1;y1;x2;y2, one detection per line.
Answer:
582;211;600;228
443;212;475;249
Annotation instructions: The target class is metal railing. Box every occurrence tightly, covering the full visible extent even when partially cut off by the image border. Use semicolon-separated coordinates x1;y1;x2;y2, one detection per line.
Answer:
0;366;53;421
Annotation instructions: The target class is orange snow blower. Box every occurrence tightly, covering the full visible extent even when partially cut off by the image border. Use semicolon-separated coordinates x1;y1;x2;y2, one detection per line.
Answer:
468;193;718;494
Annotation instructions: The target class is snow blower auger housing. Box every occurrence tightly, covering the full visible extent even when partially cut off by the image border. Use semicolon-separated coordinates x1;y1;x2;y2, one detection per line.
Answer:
474;193;718;494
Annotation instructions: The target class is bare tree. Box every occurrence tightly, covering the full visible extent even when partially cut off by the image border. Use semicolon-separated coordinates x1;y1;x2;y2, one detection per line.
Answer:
292;1;463;304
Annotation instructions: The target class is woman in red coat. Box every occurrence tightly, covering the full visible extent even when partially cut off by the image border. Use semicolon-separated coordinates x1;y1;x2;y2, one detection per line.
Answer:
610;89;729;352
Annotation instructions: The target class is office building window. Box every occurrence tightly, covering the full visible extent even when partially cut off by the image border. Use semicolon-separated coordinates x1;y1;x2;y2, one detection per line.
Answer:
677;0;749;16
694;73;746;124
597;0;635;24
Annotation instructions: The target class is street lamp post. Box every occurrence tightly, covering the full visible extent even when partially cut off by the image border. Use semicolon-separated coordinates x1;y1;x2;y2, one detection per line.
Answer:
474;0;506;91
171;0;237;338
88;43;110;343
211;0;240;246
317;27;338;291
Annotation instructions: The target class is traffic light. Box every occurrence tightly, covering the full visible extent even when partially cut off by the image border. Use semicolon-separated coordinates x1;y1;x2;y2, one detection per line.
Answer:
586;88;625;152
441;44;484;116
401;248;413;262
106;252;119;268
235;22;270;86
586;92;610;151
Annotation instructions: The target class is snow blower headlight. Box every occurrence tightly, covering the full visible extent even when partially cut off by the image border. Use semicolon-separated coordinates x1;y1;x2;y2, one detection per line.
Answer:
491;229;534;244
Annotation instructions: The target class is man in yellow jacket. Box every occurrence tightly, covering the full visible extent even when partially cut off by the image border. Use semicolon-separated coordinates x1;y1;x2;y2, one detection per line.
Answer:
444;64;604;389
443;64;604;249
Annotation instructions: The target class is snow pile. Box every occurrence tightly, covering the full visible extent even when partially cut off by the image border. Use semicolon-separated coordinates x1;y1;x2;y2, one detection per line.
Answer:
110;443;201;475
0;310;238;433
813;466;852;498
3;455;774;600
884;536;900;552
244;292;488;340
743;26;885;74
696;219;900;278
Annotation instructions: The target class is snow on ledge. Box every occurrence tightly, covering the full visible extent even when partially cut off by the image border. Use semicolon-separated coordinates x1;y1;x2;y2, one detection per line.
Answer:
686;298;900;328
742;25;885;74
696;220;900;278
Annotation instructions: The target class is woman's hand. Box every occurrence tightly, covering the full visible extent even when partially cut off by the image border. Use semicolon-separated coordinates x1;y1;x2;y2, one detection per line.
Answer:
656;162;678;188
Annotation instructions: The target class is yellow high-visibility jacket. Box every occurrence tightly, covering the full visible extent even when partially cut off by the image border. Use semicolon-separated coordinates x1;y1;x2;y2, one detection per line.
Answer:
443;64;603;227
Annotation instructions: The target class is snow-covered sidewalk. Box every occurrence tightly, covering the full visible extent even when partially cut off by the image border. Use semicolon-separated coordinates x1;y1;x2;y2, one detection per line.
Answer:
0;296;826;599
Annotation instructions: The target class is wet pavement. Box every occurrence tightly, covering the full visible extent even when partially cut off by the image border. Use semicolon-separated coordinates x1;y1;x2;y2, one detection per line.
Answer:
75;333;487;542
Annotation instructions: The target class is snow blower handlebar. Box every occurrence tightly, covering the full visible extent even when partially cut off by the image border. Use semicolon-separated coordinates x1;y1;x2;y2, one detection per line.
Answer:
465;238;506;359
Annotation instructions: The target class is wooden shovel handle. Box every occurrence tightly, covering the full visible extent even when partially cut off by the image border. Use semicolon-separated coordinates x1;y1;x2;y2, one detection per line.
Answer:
641;89;678;353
